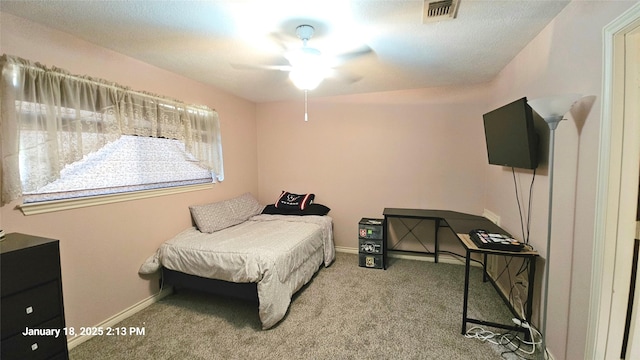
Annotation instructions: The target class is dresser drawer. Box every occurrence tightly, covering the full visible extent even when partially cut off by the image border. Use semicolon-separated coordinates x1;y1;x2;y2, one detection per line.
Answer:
0;316;67;360
1;242;60;296
1;280;62;338
359;238;384;254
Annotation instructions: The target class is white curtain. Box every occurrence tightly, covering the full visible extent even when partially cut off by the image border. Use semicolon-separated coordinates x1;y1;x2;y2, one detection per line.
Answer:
0;54;223;206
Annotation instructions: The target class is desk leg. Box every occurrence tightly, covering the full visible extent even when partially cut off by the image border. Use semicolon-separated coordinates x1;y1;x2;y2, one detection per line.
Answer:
383;217;388;270
526;257;536;323
462;249;471;335
435;219;440;263
483;254;488;282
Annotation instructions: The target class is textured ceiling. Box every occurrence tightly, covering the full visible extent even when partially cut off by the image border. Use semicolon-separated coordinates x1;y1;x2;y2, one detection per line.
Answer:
0;0;570;102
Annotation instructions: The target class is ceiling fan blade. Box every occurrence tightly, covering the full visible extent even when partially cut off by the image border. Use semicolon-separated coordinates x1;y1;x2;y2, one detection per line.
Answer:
231;63;292;72
335;45;374;62
268;32;295;51
328;68;363;84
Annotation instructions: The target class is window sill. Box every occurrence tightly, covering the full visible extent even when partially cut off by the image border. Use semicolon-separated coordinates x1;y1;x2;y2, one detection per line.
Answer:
19;183;214;215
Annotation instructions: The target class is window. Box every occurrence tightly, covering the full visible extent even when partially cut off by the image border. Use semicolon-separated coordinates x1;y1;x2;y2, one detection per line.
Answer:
22;135;215;203
0;54;224;211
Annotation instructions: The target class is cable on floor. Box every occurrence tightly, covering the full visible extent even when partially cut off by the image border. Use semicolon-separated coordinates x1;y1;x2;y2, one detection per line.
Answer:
464;319;549;360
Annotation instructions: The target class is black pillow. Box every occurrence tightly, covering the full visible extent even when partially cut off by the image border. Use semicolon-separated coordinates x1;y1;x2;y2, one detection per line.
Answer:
262;203;330;216
275;191;315;210
303;203;331;215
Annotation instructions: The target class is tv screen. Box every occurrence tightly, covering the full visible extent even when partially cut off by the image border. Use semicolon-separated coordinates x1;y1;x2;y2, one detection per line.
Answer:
483;97;538;170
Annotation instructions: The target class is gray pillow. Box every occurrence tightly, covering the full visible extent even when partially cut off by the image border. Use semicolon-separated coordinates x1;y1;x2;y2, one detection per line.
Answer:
189;193;264;233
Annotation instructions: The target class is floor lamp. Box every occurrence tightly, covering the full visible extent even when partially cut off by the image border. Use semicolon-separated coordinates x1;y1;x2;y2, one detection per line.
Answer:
528;94;581;356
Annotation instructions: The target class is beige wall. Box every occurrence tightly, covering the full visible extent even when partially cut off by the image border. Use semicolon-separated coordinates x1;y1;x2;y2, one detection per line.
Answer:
256;84;492;252
0;12;258;335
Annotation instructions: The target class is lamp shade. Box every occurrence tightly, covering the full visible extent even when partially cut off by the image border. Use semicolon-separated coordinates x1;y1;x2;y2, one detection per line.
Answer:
528;94;582;119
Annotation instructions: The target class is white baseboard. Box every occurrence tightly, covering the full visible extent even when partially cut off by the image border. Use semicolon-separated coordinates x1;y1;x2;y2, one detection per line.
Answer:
335;246;360;255
67;286;173;350
335;246;480;267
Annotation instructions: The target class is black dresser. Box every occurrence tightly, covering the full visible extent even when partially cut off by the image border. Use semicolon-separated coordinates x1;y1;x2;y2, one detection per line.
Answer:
1;233;69;360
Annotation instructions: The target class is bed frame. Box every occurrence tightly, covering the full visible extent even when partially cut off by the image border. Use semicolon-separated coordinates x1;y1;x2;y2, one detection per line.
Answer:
162;267;258;303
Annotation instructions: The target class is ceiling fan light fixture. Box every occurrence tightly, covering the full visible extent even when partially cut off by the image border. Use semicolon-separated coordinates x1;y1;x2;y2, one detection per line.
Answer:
289;68;325;90
285;47;328;90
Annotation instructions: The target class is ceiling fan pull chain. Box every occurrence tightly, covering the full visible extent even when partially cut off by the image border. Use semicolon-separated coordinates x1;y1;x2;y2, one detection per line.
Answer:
304;89;309;122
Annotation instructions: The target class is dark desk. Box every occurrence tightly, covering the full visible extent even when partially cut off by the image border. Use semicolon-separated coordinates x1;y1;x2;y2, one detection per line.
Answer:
382;208;507;264
382;208;539;336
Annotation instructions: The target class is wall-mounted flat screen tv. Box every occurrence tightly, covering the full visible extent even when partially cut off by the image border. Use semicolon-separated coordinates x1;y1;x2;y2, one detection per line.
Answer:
482;97;538;170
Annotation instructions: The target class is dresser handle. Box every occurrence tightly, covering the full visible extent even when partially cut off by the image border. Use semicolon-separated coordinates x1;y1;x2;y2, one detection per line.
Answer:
31;343;38;351
25;306;33;314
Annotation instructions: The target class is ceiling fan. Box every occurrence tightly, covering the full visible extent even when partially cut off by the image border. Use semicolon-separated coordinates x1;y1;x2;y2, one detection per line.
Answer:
234;24;372;121
284;25;328;91
233;24;372;91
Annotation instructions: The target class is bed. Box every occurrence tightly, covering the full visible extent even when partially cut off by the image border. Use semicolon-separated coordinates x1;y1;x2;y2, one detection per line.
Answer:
139;192;334;329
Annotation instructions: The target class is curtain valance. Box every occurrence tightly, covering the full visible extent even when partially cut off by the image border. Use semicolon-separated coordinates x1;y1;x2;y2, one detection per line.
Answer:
0;54;223;206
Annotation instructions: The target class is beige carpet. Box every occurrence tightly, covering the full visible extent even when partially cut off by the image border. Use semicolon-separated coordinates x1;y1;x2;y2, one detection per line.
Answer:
70;252;533;359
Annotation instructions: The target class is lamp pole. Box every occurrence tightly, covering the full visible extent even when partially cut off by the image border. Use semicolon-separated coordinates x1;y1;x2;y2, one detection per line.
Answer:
528;94;581;360
541;115;563;357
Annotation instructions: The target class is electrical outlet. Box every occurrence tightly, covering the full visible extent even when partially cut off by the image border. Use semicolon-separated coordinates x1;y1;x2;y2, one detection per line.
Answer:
482;209;501;225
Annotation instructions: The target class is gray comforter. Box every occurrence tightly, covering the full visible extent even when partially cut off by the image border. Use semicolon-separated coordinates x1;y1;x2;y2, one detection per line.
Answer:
140;214;334;329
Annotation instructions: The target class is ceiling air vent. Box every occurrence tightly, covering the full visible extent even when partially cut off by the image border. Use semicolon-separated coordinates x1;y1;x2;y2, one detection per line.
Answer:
423;0;460;23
